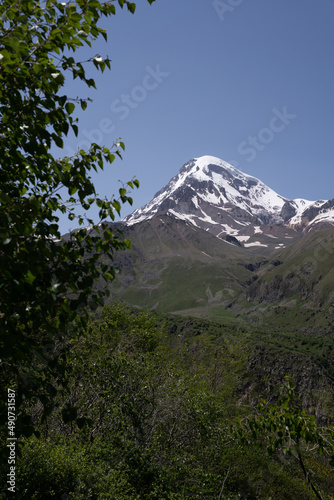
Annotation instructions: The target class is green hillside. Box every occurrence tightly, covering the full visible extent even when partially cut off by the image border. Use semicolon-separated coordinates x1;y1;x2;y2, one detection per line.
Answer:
107;221;334;333
239;227;334;331
109;217;260;314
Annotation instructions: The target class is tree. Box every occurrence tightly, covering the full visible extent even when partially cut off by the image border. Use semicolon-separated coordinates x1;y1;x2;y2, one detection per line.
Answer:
235;377;334;500
0;0;156;439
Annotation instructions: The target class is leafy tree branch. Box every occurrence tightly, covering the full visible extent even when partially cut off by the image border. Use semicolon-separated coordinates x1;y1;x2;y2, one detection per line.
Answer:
0;0;156;440
234;377;334;500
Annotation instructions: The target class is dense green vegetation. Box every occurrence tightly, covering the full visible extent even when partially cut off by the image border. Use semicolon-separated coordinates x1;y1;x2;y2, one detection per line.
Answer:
2;303;333;499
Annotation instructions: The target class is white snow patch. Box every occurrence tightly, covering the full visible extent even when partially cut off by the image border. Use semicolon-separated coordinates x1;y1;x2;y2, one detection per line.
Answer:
244;241;268;248
288;198;317;226
308;208;334;226
167;209;191;223
196;209;220;225
126;212;154;225
199;190;222;205
192;196;199;209
235;221;251;226
217;224;239;236
201;251;213;258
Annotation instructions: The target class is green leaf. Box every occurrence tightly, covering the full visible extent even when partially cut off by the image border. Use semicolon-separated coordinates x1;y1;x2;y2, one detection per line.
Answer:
59;95;67;106
53;133;64;148
103;230;113;240
25;270;36;284
72;124;79;136
65;102;75;114
128;3;136;13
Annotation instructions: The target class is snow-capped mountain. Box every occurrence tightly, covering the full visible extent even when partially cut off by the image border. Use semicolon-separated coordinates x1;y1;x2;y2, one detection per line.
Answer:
124;156;334;249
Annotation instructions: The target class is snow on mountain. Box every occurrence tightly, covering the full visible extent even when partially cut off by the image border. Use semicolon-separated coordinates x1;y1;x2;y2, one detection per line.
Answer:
287;199;317;226
124;156;333;242
126;156;284;223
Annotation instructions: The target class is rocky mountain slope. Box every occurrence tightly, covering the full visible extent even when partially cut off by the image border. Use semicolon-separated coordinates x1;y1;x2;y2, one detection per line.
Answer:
125;156;334;254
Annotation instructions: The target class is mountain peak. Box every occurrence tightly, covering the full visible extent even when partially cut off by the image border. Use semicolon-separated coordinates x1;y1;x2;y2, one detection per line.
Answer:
124;156;333;246
180;156;255;183
192;155;239;173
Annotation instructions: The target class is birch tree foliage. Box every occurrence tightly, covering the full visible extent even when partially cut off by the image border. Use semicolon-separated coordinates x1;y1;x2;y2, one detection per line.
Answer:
0;0;155;437
235;378;334;500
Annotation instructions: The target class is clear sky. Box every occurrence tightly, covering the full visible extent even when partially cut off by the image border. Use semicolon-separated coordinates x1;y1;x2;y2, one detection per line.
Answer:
58;0;334;233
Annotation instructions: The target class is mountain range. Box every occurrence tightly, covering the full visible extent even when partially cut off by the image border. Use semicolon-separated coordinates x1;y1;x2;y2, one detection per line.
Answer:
106;156;334;329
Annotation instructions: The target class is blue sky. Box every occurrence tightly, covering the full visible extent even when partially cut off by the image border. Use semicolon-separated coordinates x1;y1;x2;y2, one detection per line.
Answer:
59;0;334;233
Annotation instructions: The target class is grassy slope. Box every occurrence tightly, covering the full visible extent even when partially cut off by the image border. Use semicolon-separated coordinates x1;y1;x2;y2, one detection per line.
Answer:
106;221;334;335
110;216;261;313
